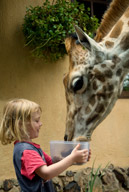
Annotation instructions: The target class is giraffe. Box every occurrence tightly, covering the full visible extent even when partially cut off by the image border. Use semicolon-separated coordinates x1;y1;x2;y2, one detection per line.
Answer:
63;0;129;142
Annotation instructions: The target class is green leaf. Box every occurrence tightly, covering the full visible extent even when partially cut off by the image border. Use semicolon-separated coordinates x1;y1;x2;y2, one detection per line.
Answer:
22;0;99;62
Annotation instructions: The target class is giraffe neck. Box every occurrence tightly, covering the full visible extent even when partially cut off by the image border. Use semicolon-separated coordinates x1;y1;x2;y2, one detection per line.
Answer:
94;0;129;42
101;7;129;58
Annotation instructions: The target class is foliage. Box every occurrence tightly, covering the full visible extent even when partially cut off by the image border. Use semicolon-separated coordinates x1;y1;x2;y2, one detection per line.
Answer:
123;73;129;91
86;161;109;192
22;0;99;61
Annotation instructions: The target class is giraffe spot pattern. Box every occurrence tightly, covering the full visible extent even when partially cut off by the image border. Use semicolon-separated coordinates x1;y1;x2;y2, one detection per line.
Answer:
101;64;106;68
104;69;113;78
95;103;105;113
123;59;129;68
87;114;99;125
124;7;129;18
69;111;73;119
103;86;107;92
112;55;121;64
97;92;107;100
85;106;91;114
63;74;68;89
105;41;114;49
110;20;124;39
120;32;129;50
107;84;114;91
116;68;122;76
94;69;105;82
89;96;96;106
93;81;98;90
107;93;112;98
111;64;116;69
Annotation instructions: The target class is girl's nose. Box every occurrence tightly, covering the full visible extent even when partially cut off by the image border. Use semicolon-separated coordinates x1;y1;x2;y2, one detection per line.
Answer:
40;122;42;127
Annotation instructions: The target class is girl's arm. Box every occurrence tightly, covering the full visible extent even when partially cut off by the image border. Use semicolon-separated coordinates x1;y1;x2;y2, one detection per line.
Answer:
35;144;90;180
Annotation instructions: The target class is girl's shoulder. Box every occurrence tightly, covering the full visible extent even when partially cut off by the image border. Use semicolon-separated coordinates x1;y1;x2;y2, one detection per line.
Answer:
14;141;40;154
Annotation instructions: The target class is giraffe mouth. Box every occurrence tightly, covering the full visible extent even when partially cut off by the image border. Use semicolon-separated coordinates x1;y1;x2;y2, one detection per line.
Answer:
64;130;92;141
73;136;91;142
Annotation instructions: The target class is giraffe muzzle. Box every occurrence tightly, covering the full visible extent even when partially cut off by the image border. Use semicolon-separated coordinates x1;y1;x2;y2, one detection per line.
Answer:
64;134;91;142
73;136;91;142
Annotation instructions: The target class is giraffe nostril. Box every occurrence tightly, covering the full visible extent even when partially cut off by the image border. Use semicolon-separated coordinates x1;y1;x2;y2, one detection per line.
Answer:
64;135;68;141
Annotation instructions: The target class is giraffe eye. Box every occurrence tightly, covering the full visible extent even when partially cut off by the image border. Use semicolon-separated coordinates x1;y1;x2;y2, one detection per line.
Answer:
71;76;87;93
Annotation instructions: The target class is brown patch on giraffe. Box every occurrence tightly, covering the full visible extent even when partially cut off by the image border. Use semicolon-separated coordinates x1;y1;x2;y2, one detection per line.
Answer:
94;69;105;82
97;92;107;100
79;58;85;65
88;72;93;80
66;120;73;129
95;103;105;113
123;59;129;68
108;93;112;98
75;51;78;56
69;55;76;71
87;114;99;126
104;69;113;78
65;36;86;70
101;64;106;68
105;41;114;49
120;32;129;50
111;64;116;69
89;96;96;106
112;55;121;64
66;97;70;106
65;37;72;53
124;7;129;18
63;74;68;89
110;20;124;39
69;111;73;119
116;68;122;76
103;86;107;92
107;84;114;92
93;81;98;90
85;106;91;114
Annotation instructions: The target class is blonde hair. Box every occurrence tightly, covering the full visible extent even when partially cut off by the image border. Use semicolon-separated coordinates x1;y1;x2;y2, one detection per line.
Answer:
0;98;42;145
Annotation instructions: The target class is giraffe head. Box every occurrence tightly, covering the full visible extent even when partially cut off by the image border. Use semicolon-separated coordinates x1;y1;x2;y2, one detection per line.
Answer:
63;25;128;141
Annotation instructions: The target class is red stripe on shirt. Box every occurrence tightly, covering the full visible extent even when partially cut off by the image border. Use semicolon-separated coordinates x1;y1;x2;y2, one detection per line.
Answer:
21;150;53;180
21;150;46;180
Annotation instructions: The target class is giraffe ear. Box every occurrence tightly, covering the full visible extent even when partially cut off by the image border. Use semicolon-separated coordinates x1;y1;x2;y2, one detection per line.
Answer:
75;25;105;63
75;25;102;52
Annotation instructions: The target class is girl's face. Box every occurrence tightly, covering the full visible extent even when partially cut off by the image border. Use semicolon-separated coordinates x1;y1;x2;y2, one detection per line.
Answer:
26;110;42;140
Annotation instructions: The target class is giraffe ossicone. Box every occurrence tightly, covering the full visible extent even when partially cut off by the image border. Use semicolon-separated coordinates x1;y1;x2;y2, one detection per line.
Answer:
63;3;129;141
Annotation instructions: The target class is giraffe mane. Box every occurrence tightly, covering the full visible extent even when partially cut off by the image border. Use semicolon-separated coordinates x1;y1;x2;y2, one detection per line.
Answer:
94;0;129;42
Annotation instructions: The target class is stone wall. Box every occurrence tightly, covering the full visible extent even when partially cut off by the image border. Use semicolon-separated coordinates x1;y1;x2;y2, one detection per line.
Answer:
1;165;129;192
1;0;129;179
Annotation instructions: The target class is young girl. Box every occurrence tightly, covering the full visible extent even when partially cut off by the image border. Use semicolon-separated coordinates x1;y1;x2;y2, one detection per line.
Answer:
0;98;91;192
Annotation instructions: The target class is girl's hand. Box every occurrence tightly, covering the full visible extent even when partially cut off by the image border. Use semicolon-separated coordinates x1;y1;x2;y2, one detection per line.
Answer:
70;144;89;164
35;144;91;180
87;149;91;161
